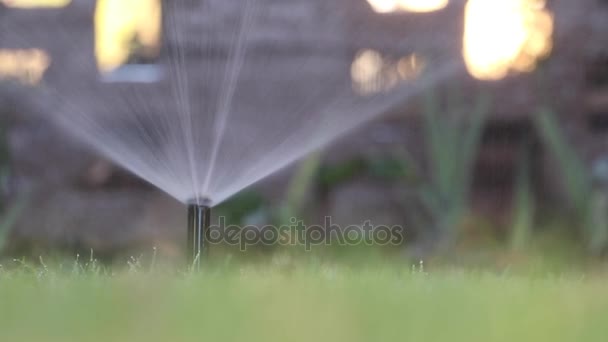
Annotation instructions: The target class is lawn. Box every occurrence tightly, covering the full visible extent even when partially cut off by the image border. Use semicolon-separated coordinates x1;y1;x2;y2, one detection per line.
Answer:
0;262;607;342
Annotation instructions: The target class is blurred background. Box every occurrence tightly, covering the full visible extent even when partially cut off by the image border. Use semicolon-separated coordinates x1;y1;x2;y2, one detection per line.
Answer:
0;0;607;269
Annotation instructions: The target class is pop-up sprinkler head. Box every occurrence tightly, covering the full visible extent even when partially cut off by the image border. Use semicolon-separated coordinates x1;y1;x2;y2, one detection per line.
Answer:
187;199;211;270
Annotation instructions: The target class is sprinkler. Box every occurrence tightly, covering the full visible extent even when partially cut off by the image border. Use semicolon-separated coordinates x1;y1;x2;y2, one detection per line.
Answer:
187;199;211;269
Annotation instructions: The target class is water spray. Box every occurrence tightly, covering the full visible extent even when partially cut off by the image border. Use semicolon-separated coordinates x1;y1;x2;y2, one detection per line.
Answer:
31;0;461;273
187;199;211;269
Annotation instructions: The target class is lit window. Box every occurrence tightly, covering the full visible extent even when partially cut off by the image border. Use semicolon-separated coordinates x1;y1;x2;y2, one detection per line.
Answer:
94;0;162;76
463;0;554;80
0;0;70;8
351;49;426;95
0;49;50;85
367;0;449;14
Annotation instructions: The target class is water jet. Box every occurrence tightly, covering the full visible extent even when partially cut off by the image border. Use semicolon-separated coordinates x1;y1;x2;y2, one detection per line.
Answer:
30;0;461;267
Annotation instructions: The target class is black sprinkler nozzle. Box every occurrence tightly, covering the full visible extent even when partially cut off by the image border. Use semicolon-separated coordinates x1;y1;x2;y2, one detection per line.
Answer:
187;201;211;269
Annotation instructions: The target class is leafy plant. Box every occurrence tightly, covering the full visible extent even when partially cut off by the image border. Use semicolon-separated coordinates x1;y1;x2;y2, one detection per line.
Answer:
367;156;416;181
317;158;367;189
534;109;591;212
587;191;608;254
277;152;323;226
0;119;25;252
509;146;535;252
534;108;607;254
318;155;416;190
418;91;490;248
214;191;266;226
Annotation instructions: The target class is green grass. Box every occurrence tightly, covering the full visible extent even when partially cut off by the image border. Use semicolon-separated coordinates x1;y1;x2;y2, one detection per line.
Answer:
1;262;607;342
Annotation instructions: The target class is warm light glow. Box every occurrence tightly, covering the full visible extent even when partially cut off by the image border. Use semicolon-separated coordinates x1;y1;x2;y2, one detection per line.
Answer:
397;54;425;80
351;50;425;95
0;0;70;7
0;49;50;85
95;0;161;72
367;0;449;13
463;0;554;80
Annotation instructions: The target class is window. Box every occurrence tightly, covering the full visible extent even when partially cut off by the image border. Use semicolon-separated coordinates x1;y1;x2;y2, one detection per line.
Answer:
463;0;554;80
351;50;426;95
0;49;50;85
94;0;162;82
0;0;70;8
367;0;448;14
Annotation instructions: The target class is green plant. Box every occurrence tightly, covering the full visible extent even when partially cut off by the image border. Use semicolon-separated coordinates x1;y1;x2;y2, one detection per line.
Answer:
367;155;416;181
587;191;608;254
534;109;591;212
509;146;535;252
277;152;322;226
318;155;416;190
214;191;266;226
418;91;490;248
317;158;367;189
0;120;9;203
534;108;607;254
0;119;24;251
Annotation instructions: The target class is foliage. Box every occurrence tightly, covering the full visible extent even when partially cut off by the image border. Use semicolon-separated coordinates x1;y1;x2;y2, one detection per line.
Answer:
418;91;490;246
318;156;415;190
587;191;608;254
0;119;24;252
214;191;266;226
534;108;608;254
281;151;418;224
318;158;367;189
367;156;416;181
277;152;323;225
509;146;535;251
0;121;8;196
534;109;591;211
